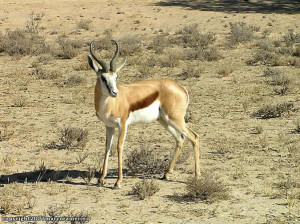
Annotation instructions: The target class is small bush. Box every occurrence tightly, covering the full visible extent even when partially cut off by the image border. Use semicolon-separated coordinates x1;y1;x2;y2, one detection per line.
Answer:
59;126;88;149
263;67;280;77
125;145;169;175
278;46;294;55
0;199;12;214
130;179;160;200
264;68;290;86
56;35;83;59
293;122;300;134
159;50;181;68
185;46;221;61
64;75;85;86
228;22;258;46
120;35;142;56
73;57;90;71
256;39;276;52
172;24;216;48
0;29;48;56
25;11;45;34
283;29;300;47
249;49;285;66
0;124;13;142
180;65;202;79
268;74;290;86
252;102;294;119
217;65;233;77
185;172;229;202
80;167;95;185
30;67;61;80
148;33;170;54
77;19;92;30
93;29;114;52
293;44;300;57
202;46;222;61
273;86;290;95
253;125;264;134
12;99;26;107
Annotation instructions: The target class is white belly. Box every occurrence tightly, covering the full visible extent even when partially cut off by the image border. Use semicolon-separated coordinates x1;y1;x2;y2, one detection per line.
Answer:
127;101;160;125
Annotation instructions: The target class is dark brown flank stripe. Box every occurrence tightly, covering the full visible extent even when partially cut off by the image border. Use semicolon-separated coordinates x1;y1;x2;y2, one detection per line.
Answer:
129;91;159;112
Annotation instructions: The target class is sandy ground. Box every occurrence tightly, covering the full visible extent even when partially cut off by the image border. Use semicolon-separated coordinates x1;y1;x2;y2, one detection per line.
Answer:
0;0;300;223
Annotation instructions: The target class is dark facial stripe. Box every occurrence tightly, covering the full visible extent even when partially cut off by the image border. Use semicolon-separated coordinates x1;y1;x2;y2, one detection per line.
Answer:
101;75;111;93
129;91;159;112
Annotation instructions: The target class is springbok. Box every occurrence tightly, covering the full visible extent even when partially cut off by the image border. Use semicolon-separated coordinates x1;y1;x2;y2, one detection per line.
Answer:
87;40;200;189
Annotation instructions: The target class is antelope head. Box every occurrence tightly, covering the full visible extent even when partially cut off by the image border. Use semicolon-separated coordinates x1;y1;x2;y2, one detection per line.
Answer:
87;40;127;97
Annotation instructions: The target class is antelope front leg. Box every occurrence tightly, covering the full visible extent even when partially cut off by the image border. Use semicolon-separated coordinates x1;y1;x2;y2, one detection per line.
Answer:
114;121;127;189
98;126;114;186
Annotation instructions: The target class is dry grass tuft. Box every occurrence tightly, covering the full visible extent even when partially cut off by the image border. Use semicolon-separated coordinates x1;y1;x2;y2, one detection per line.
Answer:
45;126;88;150
185;46;222;61
283;29;300;47
80;167;95;185
263;67;281;77
159;49;181;68
273;86;290;96
120;35;142;56
93;29;114;52
73;56;90;71
148;33;170;54
173;24;216;48
55;35;84;59
77;19;92;30
130;179;160;200
59;126;88;150
25;11;45;34
180;65;202;79
266;73;290;86
125;145;169;176
185;172;229;202
293;121;300;134
0;124;14;141
0;199;13;214
0;29;48;56
217;65;234;77
228;22;259;46
252;102;294;119
30;67;61;80
64;74;85;86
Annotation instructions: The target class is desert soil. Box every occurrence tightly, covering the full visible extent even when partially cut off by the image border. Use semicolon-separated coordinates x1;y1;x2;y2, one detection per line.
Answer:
0;0;299;223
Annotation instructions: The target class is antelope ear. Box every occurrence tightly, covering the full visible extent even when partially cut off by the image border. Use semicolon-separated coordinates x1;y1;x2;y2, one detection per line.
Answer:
115;57;127;73
87;55;99;72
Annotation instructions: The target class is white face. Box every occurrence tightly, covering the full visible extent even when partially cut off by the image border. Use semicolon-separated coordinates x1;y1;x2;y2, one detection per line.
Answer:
98;71;119;97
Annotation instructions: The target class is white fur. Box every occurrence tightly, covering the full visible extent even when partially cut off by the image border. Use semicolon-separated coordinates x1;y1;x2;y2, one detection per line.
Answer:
96;97;121;128
127;101;161;125
183;86;189;108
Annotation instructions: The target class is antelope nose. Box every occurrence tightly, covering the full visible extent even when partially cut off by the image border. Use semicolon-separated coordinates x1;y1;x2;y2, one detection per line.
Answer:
111;91;118;97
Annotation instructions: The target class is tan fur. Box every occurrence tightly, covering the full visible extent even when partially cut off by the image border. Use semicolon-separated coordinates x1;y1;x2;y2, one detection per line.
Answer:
94;79;188;121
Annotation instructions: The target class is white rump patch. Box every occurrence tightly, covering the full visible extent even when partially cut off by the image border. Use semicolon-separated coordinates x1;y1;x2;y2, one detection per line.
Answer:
127;101;160;125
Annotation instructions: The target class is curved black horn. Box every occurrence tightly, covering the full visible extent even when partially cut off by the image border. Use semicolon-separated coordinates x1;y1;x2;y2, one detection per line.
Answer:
110;40;120;72
90;41;109;72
